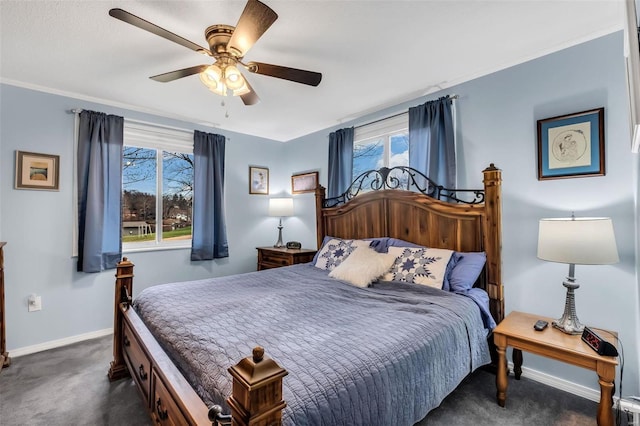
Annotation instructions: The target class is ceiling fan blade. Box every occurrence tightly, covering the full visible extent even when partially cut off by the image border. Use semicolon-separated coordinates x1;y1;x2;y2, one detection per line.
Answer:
109;8;212;56
150;65;209;82
247;62;322;86
240;79;260;106
227;0;278;57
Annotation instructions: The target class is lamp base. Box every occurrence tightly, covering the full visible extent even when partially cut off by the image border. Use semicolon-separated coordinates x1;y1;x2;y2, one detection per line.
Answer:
552;316;584;335
552;277;584;335
273;220;284;248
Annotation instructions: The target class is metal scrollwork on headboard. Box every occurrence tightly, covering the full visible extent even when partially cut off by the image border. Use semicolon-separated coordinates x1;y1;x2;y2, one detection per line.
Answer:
323;166;485;208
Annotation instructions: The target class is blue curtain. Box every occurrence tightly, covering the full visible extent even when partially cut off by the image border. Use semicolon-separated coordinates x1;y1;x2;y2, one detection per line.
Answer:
408;96;456;189
327;127;354;198
191;131;229;260
77;110;124;272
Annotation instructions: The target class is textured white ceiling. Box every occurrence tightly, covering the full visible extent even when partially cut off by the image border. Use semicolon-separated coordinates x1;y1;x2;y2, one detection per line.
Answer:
0;1;624;141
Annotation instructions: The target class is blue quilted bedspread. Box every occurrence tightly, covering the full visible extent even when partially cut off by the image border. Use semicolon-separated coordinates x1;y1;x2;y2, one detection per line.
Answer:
134;264;491;426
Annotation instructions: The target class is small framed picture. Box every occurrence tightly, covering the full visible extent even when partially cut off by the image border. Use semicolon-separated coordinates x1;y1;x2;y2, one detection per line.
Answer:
15;151;60;190
249;166;269;194
291;171;319;194
537;108;605;180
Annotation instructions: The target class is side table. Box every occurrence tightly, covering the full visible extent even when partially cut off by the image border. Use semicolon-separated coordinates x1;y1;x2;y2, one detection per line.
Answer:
493;311;618;426
257;246;317;270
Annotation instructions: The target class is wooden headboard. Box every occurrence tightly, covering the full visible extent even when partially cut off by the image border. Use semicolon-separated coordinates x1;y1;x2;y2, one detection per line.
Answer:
314;164;503;324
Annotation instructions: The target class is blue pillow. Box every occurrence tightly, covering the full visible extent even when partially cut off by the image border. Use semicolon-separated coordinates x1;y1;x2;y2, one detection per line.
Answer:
448;252;486;292
363;237;389;253
442;252;462;292
386;238;423;249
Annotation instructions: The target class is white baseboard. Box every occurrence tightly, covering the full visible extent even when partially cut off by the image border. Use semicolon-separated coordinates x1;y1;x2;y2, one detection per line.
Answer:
511;362;640;422
8;328;113;358
511;362;601;403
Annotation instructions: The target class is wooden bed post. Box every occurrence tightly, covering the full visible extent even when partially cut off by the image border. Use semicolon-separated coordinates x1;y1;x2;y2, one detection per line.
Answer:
482;164;504;324
226;346;288;426
108;257;134;381
315;185;326;249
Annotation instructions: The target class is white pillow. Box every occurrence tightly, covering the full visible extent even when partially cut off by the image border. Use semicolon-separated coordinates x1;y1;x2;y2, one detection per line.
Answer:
314;238;370;271
382;246;454;289
329;246;397;287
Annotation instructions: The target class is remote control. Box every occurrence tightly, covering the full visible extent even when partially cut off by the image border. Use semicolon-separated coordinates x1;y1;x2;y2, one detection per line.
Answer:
533;320;548;331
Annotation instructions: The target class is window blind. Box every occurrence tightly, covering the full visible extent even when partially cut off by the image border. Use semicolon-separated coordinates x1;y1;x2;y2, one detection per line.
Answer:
354;113;408;143
124;121;193;153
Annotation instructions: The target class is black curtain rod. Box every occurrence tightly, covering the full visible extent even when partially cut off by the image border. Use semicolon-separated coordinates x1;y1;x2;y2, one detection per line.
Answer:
354;94;458;130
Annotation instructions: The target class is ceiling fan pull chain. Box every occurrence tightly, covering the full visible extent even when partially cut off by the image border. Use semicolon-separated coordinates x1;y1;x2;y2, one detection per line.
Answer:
220;99;230;119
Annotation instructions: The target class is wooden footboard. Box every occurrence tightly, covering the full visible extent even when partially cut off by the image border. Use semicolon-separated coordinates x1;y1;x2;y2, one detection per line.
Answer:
108;258;288;426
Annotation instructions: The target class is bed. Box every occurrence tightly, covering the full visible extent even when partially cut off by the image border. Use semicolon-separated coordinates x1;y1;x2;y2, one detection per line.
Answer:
108;164;503;426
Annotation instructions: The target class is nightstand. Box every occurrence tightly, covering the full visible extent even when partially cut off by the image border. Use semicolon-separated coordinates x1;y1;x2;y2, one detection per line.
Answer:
493;311;618;426
256;246;317;270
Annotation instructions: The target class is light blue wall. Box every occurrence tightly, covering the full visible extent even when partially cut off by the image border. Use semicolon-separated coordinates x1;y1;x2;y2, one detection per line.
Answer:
0;84;287;349
286;31;640;396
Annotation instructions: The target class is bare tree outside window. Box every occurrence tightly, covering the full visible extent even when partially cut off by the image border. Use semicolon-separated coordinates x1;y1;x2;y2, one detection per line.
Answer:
122;147;193;244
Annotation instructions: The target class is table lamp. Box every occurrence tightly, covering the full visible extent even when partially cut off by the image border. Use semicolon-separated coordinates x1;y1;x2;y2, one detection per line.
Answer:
269;198;294;248
537;216;619;334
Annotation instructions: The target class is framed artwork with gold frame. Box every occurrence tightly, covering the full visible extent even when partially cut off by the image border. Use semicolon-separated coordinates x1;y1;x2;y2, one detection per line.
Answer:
291;171;318;194
249;166;269;194
15;151;60;190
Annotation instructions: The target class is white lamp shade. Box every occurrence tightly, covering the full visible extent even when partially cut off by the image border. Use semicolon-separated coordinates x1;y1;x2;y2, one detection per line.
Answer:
269;198;294;217
537;217;619;265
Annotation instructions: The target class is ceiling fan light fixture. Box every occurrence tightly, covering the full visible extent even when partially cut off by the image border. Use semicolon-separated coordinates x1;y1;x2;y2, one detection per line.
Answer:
205;64;222;81
224;65;245;90
200;64;227;95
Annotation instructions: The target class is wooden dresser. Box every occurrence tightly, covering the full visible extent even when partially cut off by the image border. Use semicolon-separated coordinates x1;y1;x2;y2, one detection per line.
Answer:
257;246;317;270
0;242;9;372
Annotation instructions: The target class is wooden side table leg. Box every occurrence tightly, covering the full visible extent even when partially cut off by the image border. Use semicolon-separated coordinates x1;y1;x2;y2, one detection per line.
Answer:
1;352;10;368
494;334;508;407
596;362;615;426
513;348;523;380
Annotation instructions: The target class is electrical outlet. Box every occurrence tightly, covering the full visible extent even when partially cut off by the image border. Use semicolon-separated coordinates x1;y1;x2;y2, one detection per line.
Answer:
28;294;42;312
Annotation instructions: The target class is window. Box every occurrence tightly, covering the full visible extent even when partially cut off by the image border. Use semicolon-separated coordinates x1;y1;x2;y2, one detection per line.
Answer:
353;113;409;188
122;122;194;250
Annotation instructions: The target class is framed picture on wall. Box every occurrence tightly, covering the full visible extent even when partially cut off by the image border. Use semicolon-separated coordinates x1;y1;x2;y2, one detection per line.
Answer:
15;151;60;190
291;171;318;194
536;108;605;180
249;166;269;194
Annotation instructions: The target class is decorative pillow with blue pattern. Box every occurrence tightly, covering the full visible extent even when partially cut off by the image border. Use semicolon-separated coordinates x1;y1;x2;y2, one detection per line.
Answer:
383;246;454;289
314;238;370;271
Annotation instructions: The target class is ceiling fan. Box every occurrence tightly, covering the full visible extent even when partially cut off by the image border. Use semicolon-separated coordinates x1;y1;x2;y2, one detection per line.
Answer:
108;0;322;106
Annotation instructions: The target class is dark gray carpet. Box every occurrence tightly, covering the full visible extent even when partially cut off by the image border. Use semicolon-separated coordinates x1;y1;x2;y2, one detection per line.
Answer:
0;335;150;426
0;335;602;425
419;368;598;426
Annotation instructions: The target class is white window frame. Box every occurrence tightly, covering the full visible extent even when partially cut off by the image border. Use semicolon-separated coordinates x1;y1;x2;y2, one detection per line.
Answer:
122;120;194;253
